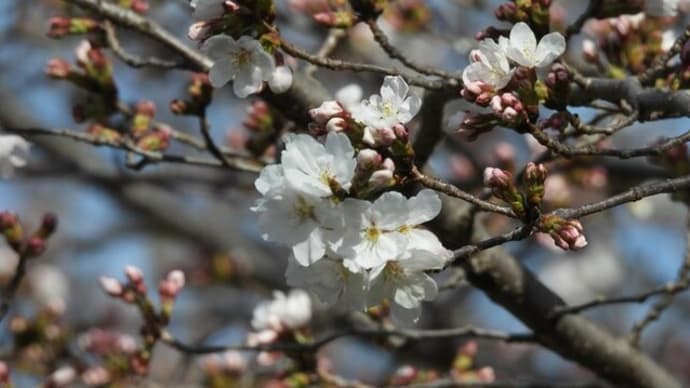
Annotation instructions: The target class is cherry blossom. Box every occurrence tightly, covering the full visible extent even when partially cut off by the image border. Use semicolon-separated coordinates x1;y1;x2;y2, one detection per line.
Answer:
0;135;31;178
352;75;421;130
281;132;356;198
201;35;275;97
251;289;312;332
462;37;513;90
368;249;446;323
506;22;566;68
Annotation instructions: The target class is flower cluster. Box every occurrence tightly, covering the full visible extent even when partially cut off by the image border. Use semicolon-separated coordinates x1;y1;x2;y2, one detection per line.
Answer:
247;289;312;365
310;76;420;148
252;126;452;323
192;2;293;97
462;22;565;96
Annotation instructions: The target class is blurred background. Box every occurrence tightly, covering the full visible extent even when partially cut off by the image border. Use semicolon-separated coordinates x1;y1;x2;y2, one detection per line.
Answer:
1;0;690;385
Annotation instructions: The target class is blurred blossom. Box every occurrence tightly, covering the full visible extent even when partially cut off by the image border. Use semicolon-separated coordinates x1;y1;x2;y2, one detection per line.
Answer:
251;289;312;332
0;135;31;178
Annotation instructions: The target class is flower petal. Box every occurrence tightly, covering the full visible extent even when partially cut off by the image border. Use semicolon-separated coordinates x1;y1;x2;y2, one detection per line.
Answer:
535;32;566;67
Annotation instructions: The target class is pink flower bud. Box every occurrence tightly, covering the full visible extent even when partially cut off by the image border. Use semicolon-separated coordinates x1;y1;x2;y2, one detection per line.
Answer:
368;169;394;188
99;277;123;297
469;49;483;63
48;17;72;38
326;117;347;132
362;127;376;146
502;107;519;121
135;100;156;117
45;58;72;79
477;366;496;382
357;149;382;169
0;361;10;384
224;1;240;12
26;237;46;257
378;127;397;146
483;167;512;188
582;39;599;63
188;21;211;41
48;366;76;387
166;270;186;291
81;367;110;386
309;101;343;124
393;123;408;141
490;95;503;113
124;265;144;284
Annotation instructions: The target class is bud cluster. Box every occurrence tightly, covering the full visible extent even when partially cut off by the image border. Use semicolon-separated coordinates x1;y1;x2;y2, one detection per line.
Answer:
0;212;57;258
538;214;588;250
483;163;548;218
495;0;552;36
98;266;187;375
171;73;214;116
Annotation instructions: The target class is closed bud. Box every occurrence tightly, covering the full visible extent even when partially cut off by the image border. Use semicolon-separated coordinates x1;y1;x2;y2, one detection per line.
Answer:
483;167;512;189
368;169;394;188
393;123;408;142
99;277;123;297
26;236;47;257
0;361;9;384
524;163;547;208
539;214;588;251
357;149;382;170
45;58;72;79
39;213;58;238
582;39;599;63
309;101;343;125
124;265;144;284
48;366;77;387
326;117;347;132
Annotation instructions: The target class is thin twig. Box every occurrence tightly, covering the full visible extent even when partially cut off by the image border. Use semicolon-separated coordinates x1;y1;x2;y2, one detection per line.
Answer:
365;19;460;83
628;210;690;346
103;20;183;69
305;29;347;77
4;127;263;173
0;253;28;323
413;168;516;218
278;38;447;90
160;325;535;355
555;174;690;219
549;281;690;319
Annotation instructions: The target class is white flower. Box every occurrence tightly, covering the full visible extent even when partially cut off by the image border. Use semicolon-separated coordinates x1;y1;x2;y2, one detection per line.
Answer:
0;135;31;178
462;37;513;90
201;35;276;97
645;0;678;17
351;76;421;129
281;132;356;198
399;190;453;261
285;255;367;310
254;189;346;266
338;193;409;269
251;289;312;332
506;22;566;68
268;65;293;94
368;249;445;324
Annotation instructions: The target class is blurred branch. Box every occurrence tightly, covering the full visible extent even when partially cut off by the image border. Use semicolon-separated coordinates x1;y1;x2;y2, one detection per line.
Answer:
628;209;690;346
160;325;536;355
555;174;690;219
365;18;460;82
0;252;28;323
103;21;184;69
3;127;263;173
